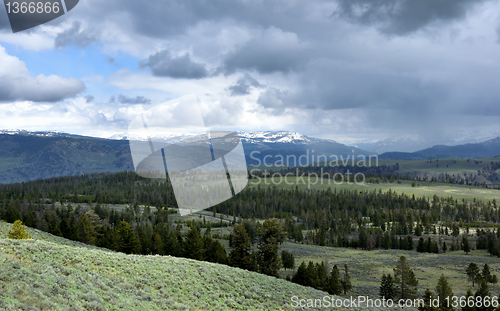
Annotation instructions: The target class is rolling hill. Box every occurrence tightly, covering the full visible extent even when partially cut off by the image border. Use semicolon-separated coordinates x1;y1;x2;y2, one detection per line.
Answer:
0;221;376;310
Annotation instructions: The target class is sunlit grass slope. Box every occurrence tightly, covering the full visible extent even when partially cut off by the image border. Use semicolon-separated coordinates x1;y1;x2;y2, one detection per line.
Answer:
0;222;382;311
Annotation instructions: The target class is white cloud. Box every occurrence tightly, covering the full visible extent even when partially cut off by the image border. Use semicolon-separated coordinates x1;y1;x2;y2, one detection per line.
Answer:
0;45;85;102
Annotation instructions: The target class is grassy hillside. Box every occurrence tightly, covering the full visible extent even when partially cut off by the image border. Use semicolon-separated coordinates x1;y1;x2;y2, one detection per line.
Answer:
0;221;381;311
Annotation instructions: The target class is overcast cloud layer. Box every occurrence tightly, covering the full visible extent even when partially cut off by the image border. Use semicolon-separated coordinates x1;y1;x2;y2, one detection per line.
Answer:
0;0;499;145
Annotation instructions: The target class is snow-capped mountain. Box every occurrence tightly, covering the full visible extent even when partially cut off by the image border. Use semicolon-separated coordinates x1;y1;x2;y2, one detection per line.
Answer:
108;133;196;144
238;131;337;145
0;129;80;138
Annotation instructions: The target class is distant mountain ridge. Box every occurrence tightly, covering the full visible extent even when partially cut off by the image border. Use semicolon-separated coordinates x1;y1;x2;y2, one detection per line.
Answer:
0;130;372;183
357;135;429;153
379;137;500;160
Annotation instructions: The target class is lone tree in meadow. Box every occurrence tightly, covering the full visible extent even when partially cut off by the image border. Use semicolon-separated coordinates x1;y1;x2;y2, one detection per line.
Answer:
8;220;32;239
466;262;479;287
481;263;498;284
462;236;471;254
393;255;419;299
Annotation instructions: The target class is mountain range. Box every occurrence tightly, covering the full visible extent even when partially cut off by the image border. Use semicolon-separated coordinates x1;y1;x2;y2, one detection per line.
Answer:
378;137;500;160
1;129;500;184
0;130;371;183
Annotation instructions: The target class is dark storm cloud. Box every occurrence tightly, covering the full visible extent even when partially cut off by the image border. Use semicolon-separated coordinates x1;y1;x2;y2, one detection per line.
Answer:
81;0;303;38
258;60;449;115
54;22;99;48
140;50;208;79
109;94;151;105
227;74;262;96
334;0;489;35
223;27;310;74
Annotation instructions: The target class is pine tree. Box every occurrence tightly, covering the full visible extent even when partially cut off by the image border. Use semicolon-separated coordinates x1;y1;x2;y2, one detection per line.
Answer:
327;264;343;295
393;255;419;299
379;273;395;300
475;279;494;311
7;220;31;239
315;261;328;291
482;264;492;283
151;231;163;255
341;263;352;294
463;236;471;254
203;234;228;265
183;225;204;261
77;214;95;245
117;221;141;254
466;262;479;287
229;224;256;271
435;274;454;311
461;289;475;311
103;227;120;251
281;250;295;270
257;218;286;277
418;288;439;311
292;261;315;287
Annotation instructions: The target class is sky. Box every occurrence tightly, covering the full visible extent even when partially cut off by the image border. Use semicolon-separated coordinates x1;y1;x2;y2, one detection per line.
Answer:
1;0;500;145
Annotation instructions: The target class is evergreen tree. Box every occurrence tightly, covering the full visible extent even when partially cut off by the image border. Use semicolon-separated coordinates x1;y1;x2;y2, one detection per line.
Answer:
327;264;343;295
379;273;395;300
117;221;141;254
292;261;309;286
482;264;497;284
419;288;439;311
203;233;229;265
435;274;454;311
7;220;31;239
281;250;295;270
183;225;204;261
417;237;425;252
466;262;479;287
315;261;328;291
463;236;471;254
475;279;494;311
77;214;95;245
257;218;286;277
461;289;475;311
393;255;419;299
101;227;119;251
151;231;163;255
229;224;256;271
341;263;352;294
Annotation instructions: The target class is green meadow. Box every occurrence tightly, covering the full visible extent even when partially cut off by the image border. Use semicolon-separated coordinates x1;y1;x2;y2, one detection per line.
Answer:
248;177;500;202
